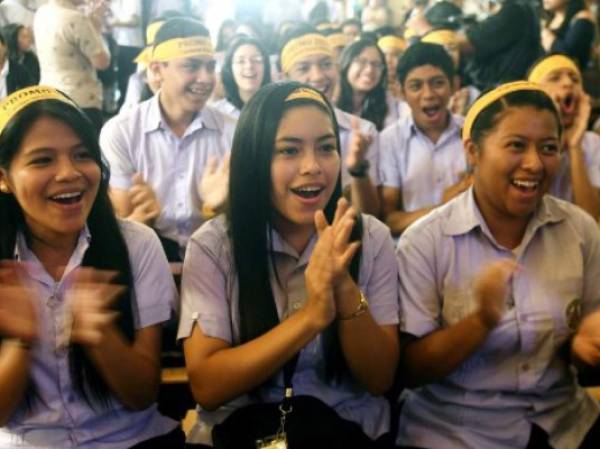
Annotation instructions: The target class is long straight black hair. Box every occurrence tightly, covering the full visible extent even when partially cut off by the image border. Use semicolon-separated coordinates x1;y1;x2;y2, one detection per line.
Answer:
337;39;388;131
0;98;134;409
227;81;362;382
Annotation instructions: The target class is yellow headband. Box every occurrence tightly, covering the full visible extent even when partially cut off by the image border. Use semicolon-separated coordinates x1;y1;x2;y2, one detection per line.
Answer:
281;33;334;74
527;54;581;83
326;33;348;49
377;35;406;52
285;87;328;107
152;36;214;62
134;21;165;65
0;86;77;136
463;81;548;141
421;29;457;47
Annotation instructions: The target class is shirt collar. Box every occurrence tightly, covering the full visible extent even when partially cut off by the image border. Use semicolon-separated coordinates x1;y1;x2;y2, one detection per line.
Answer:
51;0;78;10
269;226;318;267
144;92;220;136
334;107;353;131
407;111;463;141
442;187;568;244
14;226;92;284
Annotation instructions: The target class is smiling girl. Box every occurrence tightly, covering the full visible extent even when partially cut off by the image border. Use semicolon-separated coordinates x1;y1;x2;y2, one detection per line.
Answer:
0;86;183;448
396;81;600;449
178;82;399;448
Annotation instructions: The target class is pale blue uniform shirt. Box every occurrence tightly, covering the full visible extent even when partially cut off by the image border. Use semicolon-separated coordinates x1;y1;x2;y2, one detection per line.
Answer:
0;221;178;449
100;93;236;252
379;112;466;212
209;98;240;120
396;188;600;449
335;107;381;188
549;131;600;202
177;214;400;445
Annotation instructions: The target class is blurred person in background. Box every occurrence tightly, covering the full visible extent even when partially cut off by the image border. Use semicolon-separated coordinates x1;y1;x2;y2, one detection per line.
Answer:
1;23;38;84
34;0;111;131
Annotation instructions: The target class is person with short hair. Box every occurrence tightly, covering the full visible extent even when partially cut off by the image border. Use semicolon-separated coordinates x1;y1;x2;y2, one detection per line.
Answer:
0;85;183;449
379;42;468;235
279;24;382;216
396;81;600;449
179;82;399;448
100;18;236;260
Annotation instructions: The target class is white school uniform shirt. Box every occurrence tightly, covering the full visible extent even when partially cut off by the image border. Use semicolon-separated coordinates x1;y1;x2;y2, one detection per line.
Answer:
379;112;466;211
209;97;240;119
0;220;178;449
396;188;600;449
549;131;600;202
100;93;236;253
335;107;381;188
177;214;400;445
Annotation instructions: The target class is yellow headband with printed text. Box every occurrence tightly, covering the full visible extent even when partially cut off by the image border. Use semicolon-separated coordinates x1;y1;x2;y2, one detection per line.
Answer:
151;36;214;62
281;34;334;74
134;20;165;64
285;87;328;107
527;54;581;83
326;33;348;49
463;81;548;141
421;29;457;47
377;35;406;52
0;86;77;136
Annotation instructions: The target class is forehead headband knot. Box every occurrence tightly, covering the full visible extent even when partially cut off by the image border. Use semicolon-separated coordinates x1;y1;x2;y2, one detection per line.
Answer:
151;36;214;63
280;33;334;74
0;86;77;137
462;81;549;141
134;20;165;65
527;54;581;84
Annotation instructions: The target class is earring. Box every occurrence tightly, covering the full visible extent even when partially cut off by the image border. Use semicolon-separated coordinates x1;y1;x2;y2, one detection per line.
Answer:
0;182;9;193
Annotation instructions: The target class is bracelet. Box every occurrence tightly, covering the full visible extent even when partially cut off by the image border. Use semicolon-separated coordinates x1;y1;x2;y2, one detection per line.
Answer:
339;290;369;320
347;160;370;178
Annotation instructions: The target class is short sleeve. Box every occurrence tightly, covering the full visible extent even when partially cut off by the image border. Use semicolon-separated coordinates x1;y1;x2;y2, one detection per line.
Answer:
70;14;107;62
379;124;402;188
121;221;177;328
100;116;136;190
361;216;400;326
177;220;233;342
581;213;600;315
396;225;442;337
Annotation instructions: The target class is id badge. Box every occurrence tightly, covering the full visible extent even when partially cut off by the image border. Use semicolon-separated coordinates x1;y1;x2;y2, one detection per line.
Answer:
256;433;287;449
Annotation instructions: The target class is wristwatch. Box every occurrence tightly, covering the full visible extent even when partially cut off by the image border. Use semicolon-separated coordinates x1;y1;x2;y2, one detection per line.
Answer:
340;290;369;320
347;159;370;178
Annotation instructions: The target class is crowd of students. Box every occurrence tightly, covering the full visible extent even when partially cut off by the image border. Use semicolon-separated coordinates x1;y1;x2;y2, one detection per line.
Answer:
1;1;600;448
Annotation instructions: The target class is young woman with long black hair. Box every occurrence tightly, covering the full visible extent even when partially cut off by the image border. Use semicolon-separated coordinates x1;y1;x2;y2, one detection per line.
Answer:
179;82;400;448
0;86;183;448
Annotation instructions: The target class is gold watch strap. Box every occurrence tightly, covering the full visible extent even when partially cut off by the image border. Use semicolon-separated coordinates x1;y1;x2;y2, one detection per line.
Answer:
339;290;369;321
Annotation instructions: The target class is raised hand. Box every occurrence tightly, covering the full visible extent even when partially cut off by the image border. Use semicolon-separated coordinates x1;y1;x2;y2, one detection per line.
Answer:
304;199;361;329
65;268;124;347
564;90;591;151
128;173;161;225
572;309;600;367
199;154;230;214
0;261;38;343
345;117;372;172
473;259;520;330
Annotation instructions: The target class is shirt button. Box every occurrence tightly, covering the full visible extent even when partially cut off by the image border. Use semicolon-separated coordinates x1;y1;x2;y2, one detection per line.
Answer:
291;302;302;311
191;312;200;320
521;363;530;372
